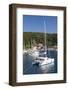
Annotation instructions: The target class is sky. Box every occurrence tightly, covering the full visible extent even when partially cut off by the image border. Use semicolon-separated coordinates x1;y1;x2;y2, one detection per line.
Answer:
23;15;57;33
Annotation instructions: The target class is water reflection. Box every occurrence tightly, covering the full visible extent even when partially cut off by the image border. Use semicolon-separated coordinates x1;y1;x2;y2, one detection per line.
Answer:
23;50;57;75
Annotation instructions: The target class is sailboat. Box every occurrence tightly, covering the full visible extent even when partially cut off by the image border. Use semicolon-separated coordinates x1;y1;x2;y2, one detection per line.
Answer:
31;17;54;66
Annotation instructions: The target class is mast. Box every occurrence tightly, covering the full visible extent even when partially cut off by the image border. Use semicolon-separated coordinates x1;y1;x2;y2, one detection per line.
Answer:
44;17;47;49
44;19;46;46
44;17;51;58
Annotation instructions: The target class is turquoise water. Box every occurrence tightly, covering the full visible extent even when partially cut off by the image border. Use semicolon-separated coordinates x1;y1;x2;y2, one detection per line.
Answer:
23;50;57;75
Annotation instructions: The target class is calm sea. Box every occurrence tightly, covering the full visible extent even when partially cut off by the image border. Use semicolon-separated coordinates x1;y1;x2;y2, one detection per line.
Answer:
23;50;57;75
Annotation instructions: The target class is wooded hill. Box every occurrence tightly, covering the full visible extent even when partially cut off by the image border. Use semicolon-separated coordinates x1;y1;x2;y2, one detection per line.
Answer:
23;32;57;49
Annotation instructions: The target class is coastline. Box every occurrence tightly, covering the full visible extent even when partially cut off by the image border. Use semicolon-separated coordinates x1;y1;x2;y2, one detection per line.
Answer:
23;47;57;54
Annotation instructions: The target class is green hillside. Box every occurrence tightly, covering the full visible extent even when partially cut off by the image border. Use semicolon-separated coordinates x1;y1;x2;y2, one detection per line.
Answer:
23;32;57;49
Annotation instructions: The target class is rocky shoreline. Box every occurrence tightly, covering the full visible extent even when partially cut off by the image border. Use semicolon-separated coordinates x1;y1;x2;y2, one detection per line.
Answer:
23;47;57;54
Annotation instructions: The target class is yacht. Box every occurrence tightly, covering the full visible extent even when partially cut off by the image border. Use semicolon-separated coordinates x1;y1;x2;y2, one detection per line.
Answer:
30;18;54;66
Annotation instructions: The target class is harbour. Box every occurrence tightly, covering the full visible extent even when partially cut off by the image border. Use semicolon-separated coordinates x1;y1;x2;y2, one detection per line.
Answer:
23;50;57;75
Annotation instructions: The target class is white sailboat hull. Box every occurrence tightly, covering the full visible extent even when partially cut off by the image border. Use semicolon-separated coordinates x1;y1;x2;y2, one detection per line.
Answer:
39;57;54;65
32;57;54;66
